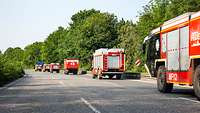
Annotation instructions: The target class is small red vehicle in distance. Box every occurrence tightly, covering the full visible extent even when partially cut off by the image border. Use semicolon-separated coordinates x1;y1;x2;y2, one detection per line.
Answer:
50;63;61;73
64;58;79;75
92;48;125;79
42;64;50;72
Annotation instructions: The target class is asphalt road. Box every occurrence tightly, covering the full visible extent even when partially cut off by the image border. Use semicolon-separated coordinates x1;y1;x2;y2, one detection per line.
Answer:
0;70;200;113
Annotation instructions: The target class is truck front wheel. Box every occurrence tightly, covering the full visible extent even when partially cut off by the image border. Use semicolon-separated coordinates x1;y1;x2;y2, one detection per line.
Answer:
116;74;121;80
98;75;103;79
194;65;200;100
73;71;78;75
109;75;114;79
157;66;173;93
56;70;60;73
97;70;103;79
92;75;97;79
50;70;53;73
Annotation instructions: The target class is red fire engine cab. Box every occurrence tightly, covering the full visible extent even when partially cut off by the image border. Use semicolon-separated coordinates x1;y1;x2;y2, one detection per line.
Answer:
143;11;200;100
92;48;125;79
64;58;79;75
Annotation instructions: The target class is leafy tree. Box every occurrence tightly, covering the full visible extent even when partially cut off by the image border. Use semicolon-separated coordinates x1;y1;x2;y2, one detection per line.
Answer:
69;11;118;69
117;20;143;71
24;42;44;68
70;9;100;28
3;47;24;63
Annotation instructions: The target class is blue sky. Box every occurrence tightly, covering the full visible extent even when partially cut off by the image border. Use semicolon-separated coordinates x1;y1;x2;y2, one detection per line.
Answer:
0;0;149;52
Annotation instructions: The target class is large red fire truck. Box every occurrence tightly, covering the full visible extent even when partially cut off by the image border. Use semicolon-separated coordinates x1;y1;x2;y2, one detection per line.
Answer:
92;48;125;79
143;11;200;100
64;58;79;75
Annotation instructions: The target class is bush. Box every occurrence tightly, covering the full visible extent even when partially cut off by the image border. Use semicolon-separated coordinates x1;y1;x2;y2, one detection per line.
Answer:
0;56;24;86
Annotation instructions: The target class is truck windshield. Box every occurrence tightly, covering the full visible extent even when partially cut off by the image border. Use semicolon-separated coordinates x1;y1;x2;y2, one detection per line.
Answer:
144;34;160;60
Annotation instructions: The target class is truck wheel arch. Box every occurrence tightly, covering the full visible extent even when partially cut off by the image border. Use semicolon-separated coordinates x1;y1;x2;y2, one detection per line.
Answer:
190;58;200;82
155;60;166;77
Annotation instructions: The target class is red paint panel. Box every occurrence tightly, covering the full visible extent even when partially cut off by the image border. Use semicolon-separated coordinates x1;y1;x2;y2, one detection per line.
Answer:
190;19;200;56
166;71;192;84
120;54;125;71
64;59;79;70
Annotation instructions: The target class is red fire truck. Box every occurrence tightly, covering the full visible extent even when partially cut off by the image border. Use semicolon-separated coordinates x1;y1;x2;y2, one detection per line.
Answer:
92;48;125;79
50;63;61;73
143;11;200;100
64;58;79;75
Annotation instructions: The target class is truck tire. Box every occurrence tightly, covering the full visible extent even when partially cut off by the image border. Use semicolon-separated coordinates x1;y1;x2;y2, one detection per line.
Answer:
56;70;60;73
64;70;68;75
109;75;114;79
50;70;53;73
193;65;200;100
98;75;103;79
98;73;103;80
97;70;102;79
157;66;173;93
92;75;97;79
116;74;121;80
73;71;78;75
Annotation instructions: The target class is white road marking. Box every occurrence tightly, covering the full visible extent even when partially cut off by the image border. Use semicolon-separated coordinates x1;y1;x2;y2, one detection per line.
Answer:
59;81;65;86
59;81;74;87
81;97;101;113
178;97;200;104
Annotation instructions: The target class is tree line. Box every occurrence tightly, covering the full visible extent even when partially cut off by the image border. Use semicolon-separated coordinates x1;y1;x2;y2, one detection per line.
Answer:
1;0;200;85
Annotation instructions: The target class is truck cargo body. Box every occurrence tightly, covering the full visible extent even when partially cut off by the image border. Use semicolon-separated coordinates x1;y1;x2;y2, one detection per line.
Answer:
64;59;79;74
143;11;200;100
92;48;125;79
50;63;61;73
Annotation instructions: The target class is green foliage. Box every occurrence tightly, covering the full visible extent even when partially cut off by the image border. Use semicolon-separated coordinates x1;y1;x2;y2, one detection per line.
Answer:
4;47;24;63
0;48;24;86
117;20;143;71
24;42;44;68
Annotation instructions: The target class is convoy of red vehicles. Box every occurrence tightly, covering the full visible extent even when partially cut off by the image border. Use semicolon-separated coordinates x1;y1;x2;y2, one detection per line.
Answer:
35;59;79;74
35;48;125;79
33;10;200;100
143;11;200;100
